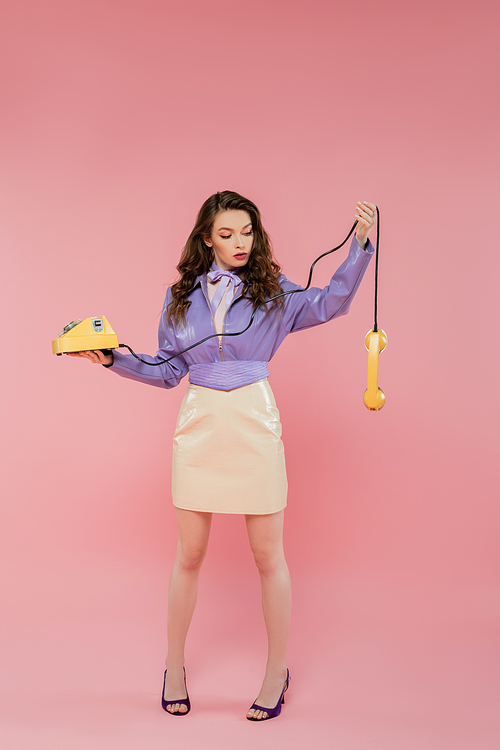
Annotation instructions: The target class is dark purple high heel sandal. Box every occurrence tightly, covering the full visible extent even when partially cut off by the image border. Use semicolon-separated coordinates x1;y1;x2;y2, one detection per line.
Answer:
161;667;191;715
246;669;290;721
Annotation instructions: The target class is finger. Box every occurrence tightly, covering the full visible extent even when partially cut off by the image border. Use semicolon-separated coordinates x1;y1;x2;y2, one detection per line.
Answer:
356;206;375;224
356;202;375;219
359;201;377;211
93;350;109;364
355;212;372;227
72;350;97;363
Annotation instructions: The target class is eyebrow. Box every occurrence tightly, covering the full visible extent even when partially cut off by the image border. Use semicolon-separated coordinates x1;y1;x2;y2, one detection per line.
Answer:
217;223;252;232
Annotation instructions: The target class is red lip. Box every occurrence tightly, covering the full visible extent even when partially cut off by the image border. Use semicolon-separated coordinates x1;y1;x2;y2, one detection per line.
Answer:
234;253;247;259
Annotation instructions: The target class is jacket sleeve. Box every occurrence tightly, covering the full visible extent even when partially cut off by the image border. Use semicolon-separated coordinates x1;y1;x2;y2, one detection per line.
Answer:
280;236;374;334
103;289;189;389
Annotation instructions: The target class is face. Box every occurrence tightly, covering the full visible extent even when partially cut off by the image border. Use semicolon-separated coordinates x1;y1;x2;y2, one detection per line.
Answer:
205;210;254;271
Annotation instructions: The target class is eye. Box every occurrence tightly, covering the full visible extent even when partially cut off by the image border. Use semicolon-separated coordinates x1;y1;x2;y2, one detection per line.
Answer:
243;230;253;236
220;235;231;239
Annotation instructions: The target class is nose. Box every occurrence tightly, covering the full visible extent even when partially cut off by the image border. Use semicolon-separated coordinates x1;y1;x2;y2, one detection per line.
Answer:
234;234;244;249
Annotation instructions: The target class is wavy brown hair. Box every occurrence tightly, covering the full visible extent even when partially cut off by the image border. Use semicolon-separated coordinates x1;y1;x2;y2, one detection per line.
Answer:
166;191;283;326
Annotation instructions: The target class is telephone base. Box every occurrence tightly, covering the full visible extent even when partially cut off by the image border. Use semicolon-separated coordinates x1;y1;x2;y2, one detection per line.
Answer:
52;317;119;354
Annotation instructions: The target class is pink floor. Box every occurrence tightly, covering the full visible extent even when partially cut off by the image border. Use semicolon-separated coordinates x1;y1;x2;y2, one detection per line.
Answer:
2;555;498;750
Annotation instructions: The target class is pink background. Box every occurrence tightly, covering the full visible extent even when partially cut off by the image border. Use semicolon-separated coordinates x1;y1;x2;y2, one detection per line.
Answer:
1;0;499;748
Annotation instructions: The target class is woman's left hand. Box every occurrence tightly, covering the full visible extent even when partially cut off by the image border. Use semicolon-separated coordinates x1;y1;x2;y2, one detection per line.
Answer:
355;201;377;249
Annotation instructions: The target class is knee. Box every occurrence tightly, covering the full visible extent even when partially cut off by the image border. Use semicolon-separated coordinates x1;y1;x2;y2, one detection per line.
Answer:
252;547;285;577
176;545;206;572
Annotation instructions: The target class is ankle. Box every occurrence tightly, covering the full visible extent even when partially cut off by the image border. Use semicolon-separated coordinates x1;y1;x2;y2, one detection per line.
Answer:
264;663;288;679
165;659;185;672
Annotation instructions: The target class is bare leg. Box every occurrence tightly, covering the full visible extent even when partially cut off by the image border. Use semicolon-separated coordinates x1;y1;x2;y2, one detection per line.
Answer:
163;508;212;713
245;510;291;720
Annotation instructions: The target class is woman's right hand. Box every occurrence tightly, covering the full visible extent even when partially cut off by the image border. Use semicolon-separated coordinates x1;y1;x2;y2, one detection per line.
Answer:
67;349;113;366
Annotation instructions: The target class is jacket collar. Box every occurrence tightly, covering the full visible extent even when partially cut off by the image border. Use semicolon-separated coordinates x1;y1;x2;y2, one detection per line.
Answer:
193;263;244;291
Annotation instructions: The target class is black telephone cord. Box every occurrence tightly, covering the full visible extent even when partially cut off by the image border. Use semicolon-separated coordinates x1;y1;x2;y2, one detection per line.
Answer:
117;210;380;367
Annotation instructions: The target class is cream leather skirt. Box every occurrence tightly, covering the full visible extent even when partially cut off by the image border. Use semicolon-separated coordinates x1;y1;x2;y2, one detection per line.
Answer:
172;379;287;514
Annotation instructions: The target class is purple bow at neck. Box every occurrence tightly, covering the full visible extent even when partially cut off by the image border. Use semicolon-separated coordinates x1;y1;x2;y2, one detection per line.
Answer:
207;266;244;315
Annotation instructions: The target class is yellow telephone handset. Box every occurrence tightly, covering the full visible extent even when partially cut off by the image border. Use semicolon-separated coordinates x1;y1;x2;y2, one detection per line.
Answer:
363;328;387;411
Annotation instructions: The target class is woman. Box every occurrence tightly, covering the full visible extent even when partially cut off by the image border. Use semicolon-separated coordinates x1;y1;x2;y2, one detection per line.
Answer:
69;190;376;720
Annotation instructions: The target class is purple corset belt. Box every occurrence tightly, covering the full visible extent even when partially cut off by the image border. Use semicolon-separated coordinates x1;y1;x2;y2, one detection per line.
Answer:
188;361;270;391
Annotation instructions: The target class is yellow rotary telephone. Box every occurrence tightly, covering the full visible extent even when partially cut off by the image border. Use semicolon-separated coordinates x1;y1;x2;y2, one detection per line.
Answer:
51;317;119;355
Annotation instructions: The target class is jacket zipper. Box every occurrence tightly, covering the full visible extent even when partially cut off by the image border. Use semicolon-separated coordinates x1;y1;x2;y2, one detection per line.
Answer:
220;287;244;360
200;280;244;362
200;282;225;361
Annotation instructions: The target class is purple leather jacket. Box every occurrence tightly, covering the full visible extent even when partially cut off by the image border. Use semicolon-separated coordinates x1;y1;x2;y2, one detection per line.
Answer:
107;235;374;389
